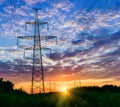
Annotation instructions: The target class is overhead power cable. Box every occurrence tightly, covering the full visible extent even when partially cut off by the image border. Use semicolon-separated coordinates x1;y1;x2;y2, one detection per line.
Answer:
87;0;98;12
9;0;21;34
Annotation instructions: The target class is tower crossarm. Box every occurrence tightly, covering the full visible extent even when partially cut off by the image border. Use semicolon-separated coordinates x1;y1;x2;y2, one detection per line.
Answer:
26;22;36;25
43;36;57;40
24;46;52;58
17;35;56;40
25;21;49;30
43;36;57;44
41;36;57;44
17;36;34;40
17;36;57;46
24;46;51;51
25;21;48;25
39;22;49;30
17;36;34;46
25;22;35;30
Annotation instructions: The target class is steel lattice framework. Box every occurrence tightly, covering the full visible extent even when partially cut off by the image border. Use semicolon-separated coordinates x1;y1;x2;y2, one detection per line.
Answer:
17;8;57;94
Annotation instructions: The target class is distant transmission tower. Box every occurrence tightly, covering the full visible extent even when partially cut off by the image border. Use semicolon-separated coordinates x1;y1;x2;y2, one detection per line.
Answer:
17;8;57;94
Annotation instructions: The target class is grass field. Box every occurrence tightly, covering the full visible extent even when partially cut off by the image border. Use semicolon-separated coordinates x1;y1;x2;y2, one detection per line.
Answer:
1;85;120;107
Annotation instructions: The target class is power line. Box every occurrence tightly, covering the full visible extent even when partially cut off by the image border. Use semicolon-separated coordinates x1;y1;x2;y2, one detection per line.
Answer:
65;0;98;36
87;0;98;12
9;0;21;34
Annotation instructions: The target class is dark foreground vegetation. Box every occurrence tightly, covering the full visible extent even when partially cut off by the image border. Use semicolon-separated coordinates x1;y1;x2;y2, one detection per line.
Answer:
0;78;120;107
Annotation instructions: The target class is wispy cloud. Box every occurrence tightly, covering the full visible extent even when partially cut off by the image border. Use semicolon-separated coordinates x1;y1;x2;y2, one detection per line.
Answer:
24;0;46;6
0;0;120;85
51;0;74;12
0;0;5;4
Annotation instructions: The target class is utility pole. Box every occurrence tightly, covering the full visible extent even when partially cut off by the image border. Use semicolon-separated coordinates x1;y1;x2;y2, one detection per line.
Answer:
79;80;81;87
54;82;56;92
49;80;51;92
17;8;57;94
74;80;76;88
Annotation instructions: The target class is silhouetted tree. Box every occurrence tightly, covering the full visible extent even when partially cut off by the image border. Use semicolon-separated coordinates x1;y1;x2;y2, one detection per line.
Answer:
0;78;14;92
102;84;120;92
14;88;27;95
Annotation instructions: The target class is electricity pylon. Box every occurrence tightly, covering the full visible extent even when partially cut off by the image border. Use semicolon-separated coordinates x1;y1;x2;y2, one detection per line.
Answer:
17;8;57;94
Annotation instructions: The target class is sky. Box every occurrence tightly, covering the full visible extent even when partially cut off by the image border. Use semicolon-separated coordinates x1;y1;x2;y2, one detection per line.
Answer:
0;0;120;92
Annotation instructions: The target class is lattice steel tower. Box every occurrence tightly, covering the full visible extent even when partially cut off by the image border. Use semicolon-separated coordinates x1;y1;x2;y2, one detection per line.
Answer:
17;8;57;94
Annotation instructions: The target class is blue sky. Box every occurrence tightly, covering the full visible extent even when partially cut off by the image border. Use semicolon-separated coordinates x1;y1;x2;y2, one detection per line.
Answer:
0;0;120;90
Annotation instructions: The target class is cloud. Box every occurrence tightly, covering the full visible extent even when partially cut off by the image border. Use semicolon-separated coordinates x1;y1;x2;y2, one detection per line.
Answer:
16;8;28;16
24;0;46;6
0;0;120;85
51;0;74;12
0;0;5;4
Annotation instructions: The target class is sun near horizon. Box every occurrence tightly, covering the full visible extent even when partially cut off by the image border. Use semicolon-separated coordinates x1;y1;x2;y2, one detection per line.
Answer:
60;86;68;92
13;78;120;93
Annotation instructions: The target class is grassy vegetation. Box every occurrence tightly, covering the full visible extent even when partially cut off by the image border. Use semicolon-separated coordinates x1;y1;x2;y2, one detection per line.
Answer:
0;78;120;107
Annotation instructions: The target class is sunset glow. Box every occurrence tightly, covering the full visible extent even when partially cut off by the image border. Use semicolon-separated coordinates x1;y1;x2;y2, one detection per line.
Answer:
60;86;67;92
0;0;120;93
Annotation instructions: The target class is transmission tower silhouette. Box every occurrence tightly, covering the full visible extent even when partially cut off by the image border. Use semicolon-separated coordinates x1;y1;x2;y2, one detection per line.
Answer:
17;8;57;94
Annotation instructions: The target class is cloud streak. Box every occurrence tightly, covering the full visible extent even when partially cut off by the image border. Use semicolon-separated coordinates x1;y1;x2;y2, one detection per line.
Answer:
0;0;120;89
